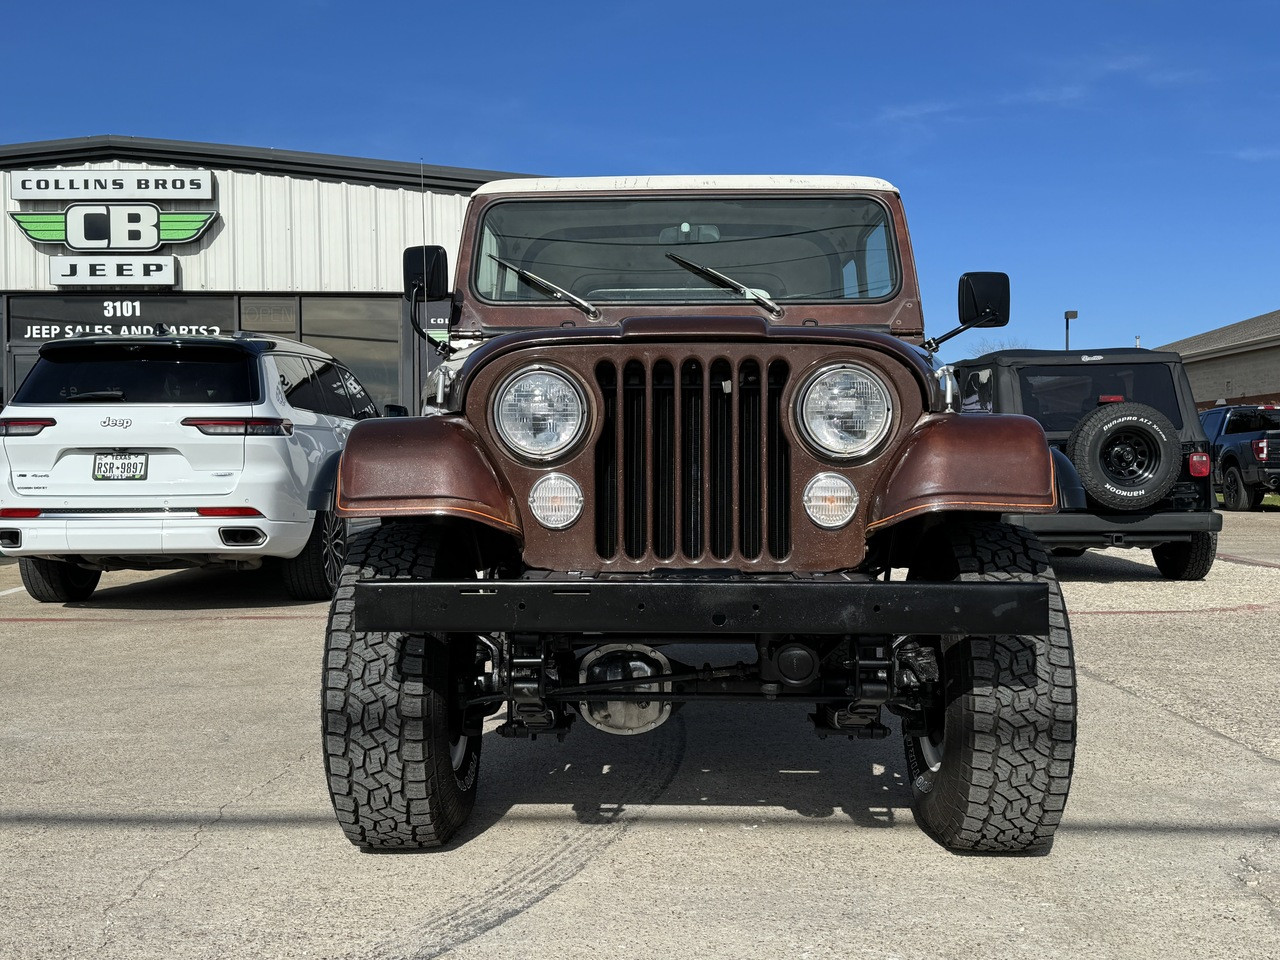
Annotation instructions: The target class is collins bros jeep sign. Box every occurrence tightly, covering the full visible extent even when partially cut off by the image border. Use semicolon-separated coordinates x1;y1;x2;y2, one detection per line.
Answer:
8;169;217;287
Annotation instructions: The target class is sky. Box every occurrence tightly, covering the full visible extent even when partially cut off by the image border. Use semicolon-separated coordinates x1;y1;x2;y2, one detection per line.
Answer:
4;0;1277;362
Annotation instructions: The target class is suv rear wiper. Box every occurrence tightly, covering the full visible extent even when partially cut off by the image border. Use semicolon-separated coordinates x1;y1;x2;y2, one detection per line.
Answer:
665;252;784;319
65;390;126;401
488;255;601;320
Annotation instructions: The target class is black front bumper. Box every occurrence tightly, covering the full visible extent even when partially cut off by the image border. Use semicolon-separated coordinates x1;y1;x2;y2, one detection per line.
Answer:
1004;509;1222;548
352;578;1049;637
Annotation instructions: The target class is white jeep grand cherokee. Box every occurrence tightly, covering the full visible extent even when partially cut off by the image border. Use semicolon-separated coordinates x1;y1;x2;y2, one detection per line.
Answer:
0;332;381;603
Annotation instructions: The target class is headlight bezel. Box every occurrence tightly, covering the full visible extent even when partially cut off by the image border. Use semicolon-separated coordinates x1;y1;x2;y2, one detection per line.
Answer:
794;361;895;461
491;364;589;462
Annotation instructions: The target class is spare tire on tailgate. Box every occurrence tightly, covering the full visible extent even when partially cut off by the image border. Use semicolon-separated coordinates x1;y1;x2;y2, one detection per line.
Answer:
1065;401;1180;511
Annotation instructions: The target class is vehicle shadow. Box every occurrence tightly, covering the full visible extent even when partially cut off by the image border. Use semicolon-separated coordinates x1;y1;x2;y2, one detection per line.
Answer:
449;700;915;848
66;563;320;612
1049;549;1165;584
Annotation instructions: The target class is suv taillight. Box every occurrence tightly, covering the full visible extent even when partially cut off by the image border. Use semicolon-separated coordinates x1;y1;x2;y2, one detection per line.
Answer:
0;508;42;518
1252;439;1268;462
1188;453;1211;478
181;418;293;436
0;418;56;436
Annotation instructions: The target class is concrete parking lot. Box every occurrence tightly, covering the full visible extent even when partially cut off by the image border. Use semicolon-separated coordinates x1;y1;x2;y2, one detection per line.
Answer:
1;515;1277;960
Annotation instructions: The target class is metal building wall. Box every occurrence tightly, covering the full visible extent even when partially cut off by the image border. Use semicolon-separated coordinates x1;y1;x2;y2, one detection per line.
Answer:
1;160;471;292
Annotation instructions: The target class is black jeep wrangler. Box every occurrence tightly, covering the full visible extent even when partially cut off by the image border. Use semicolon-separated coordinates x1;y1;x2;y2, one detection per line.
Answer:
951;348;1221;579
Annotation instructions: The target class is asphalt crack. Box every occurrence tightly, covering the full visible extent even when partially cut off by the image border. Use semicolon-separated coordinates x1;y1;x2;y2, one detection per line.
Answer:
1234;833;1280;918
96;750;312;953
1074;664;1280;767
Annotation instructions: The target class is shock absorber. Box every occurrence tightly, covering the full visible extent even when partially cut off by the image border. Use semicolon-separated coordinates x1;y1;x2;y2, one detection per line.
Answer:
498;634;570;738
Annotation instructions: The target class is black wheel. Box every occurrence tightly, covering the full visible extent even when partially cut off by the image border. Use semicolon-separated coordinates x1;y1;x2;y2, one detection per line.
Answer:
322;520;485;848
18;557;101;603
904;520;1076;853
282;509;347;600
1152;531;1217;580
1065;402;1180;511
1221;465;1258;511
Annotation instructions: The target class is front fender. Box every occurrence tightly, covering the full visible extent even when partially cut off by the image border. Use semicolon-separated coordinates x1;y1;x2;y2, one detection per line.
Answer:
867;414;1056;532
335;416;523;540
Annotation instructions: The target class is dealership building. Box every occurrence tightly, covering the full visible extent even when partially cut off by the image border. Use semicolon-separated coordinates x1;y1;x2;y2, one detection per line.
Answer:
0;136;526;409
1160;308;1280;409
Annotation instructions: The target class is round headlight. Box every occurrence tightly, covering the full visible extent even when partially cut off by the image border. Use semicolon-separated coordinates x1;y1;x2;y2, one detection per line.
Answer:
494;367;587;460
797;364;892;459
803;473;859;529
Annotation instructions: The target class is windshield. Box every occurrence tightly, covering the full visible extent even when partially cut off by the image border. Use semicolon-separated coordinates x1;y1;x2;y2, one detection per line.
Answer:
474;197;899;305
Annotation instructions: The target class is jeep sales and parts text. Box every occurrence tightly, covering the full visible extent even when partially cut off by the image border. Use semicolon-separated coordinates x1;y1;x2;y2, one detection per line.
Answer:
22;322;223;340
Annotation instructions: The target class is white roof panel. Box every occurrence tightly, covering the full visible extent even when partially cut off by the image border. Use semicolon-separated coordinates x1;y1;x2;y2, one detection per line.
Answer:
474;174;898;196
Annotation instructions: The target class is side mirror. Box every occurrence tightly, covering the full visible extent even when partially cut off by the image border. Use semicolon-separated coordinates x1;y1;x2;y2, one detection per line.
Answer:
382;403;410;418
958;272;1010;328
403;245;450;301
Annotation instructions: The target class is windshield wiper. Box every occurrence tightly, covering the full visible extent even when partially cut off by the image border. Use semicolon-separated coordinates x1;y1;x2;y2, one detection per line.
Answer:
665;253;784;318
66;390;126;401
488;255;601;320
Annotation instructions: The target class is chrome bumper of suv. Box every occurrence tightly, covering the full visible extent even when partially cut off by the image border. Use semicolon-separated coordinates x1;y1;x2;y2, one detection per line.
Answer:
353;579;1050;636
0;516;313;559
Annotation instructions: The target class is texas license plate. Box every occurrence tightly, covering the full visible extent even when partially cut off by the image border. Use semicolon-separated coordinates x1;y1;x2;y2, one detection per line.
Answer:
93;452;148;480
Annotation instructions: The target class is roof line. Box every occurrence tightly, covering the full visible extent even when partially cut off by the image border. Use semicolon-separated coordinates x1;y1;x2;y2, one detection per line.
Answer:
475;174;899;195
0;135;536;194
1158;307;1280;357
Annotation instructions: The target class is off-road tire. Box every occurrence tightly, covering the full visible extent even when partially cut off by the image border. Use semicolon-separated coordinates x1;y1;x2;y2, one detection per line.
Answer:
1151;531;1217;580
1065;402;1180;511
18;557;101;603
282;510;347;601
322;520;482;849
904;520;1076;854
1221;465;1260;512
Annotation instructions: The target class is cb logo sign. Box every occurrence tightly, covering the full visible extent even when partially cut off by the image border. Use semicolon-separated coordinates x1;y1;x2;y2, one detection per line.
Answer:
11;204;216;252
68;203;162;251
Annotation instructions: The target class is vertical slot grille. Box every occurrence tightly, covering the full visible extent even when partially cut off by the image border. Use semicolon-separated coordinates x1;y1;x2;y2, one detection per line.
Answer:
738;360;762;559
709;359;734;560
593;352;790;565
652;361;676;559
681;359;704;559
594;362;618;559
623;360;648;559
767;360;791;560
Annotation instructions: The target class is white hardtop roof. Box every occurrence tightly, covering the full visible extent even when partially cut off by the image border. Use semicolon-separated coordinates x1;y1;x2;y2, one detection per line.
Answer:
474;174;898;196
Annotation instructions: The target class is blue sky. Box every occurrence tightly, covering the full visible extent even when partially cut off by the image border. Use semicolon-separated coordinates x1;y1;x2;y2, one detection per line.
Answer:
4;0;1277;360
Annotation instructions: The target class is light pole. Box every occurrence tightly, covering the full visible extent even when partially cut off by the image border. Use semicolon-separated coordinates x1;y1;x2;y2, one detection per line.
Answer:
1064;310;1077;350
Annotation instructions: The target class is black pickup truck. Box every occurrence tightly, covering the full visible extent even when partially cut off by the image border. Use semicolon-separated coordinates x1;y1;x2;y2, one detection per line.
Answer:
1199;404;1280;510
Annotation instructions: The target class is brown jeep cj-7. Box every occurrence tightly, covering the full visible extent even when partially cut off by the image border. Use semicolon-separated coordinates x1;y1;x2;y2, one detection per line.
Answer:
322;176;1076;853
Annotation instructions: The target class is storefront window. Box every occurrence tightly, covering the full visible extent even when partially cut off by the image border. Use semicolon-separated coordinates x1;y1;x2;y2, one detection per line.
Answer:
2;294;405;415
241;297;299;335
301;297;401;412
